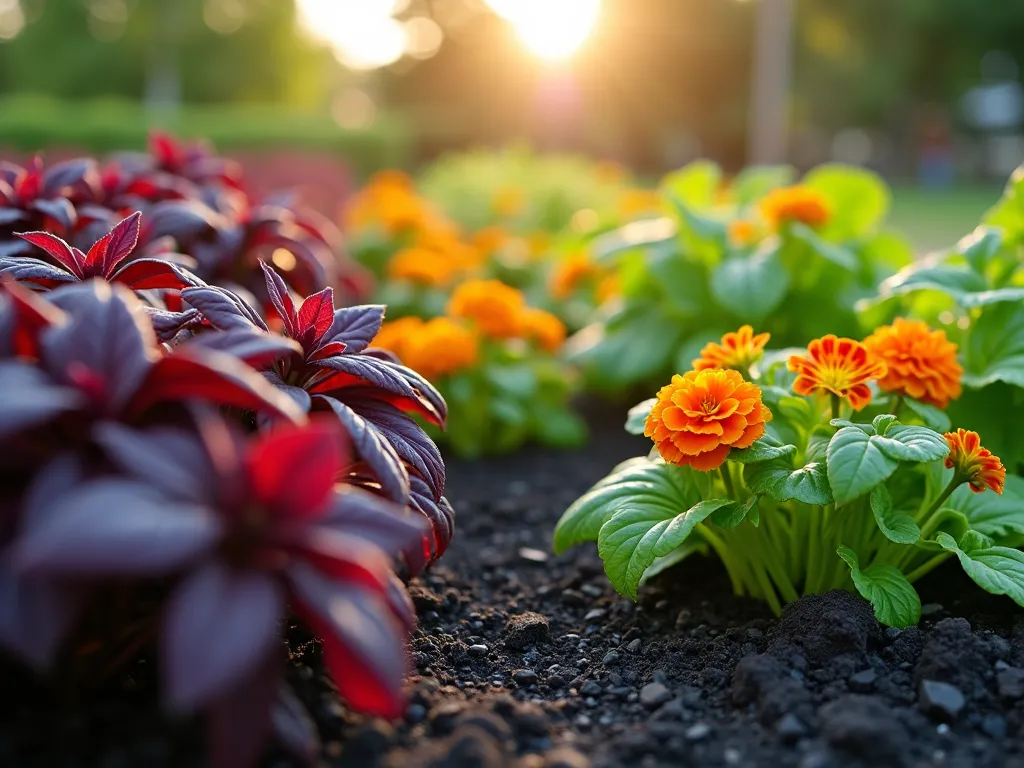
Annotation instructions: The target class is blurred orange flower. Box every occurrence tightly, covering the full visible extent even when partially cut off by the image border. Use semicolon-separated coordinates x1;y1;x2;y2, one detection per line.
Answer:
447;279;525;339
787;335;886;411
693;326;770;373
594;161;628;185
618;188;662;218
522;308;566;352
863;318;963;409
492;186;526;218
595;273;620;303
644;369;772;471
402;318;479;381
944;429;1005;494
550;251;597;299
370;316;425;360
472;225;510;255
387;247;457;287
759;185;832;230
728;219;761;247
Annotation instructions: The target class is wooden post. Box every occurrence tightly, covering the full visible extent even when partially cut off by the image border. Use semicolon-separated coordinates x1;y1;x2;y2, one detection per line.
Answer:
748;0;795;164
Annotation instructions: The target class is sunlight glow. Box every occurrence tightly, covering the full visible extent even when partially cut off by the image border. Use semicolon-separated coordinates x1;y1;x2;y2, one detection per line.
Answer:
486;0;601;61
295;0;409;71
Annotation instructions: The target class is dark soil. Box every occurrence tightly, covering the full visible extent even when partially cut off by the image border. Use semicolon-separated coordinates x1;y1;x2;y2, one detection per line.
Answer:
3;402;1024;767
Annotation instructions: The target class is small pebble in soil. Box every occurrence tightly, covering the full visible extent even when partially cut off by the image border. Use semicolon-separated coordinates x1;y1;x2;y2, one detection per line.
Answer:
626;639;642;653
513;669;539;687
981;714;1007;740
583;609;606;621
919;679;966;721
518;547;549;563
602;651;620;666
776;713;807;743
849;669;877;692
996;667;1024;700
639;682;672;709
685;723;711;741
468;644;489;657
504;612;551;650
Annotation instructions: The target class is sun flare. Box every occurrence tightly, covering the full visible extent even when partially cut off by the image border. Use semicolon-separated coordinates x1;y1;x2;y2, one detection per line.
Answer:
486;0;602;61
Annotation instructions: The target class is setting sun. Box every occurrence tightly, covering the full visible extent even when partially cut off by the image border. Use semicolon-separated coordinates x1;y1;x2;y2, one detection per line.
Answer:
486;0;602;61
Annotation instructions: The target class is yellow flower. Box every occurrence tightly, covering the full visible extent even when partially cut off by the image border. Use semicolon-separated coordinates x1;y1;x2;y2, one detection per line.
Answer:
370;316;425;360
402;318;479;381
387;247;457;287
759;185;832;230
492;186;526;218
944;429;1006;495
618;188;663;218
693;326;770;373
645;370;773;471
447;279;525;339
787;335;887;411
522;308;566;352
862;318;963;409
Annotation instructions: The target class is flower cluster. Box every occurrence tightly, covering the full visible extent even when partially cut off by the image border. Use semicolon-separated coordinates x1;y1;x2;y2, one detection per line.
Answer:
759;184;832;230
0;139;456;767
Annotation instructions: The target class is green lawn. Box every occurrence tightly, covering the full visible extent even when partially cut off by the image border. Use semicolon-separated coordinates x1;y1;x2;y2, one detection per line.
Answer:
889;185;1003;254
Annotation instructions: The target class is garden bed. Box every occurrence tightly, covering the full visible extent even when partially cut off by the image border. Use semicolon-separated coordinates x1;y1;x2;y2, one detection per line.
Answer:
3;402;1022;768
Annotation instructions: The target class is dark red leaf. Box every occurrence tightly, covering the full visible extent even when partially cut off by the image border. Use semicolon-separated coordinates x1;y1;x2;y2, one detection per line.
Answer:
111;258;198;291
307;340;346;362
16;231;84;278
259;261;298;338
296;287;334;349
321;305;385;354
186;328;301;369
86;211;142;275
181;285;268;333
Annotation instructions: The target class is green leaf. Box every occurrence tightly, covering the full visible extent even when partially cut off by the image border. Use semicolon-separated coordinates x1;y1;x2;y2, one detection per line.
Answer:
745;458;832;504
554;459;701;553
592;216;677;262
639;540;707;586
958;227;1004;275
728;436;798;464
962;302;1024;389
648;253;710;315
598;498;732;599
826;427;899;505
732;165;795;206
877;260;1024;309
830;419;875;435
532;406;588;449
872;425;949;463
870;485;920;544
836;546;922;628
803;164;890;240
903;398;952;432
937;532;1024;608
872;414;898;436
710;242;789;321
788;223;859;270
778;396;817;432
487;365;537;398
661;160;722;210
949;476;1024;542
625;399;656;435
805;425;833;463
710;495;760;529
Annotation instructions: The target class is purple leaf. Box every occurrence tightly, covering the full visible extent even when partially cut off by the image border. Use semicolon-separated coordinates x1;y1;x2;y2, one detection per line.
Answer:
146;306;202;341
42;281;156;413
0;256;78;286
408;478;456;560
181;285;267;332
0;208;27;225
94;422;217;506
286;561;408;719
16;230;84;278
259;261;298;337
314;395;409;504
206;646;279;768
321;305;385;354
142;199;224;244
162;560;284;712
21;453;86;530
185;328;300;369
41;158;99;198
29;197;77;230
347;398;445;500
262;371;312;413
0;362;84;437
15;479;222;576
271;684;321;762
89;211;142;275
111;257;199;291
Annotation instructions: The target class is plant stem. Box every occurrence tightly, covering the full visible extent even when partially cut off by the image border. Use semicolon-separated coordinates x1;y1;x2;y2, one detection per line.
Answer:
719;463;736;498
921;476;962;522
831;394;841;422
906;552;951;583
889;395;904;419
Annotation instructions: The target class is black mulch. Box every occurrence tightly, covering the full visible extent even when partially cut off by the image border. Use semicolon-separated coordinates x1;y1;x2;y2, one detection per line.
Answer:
2;401;1023;767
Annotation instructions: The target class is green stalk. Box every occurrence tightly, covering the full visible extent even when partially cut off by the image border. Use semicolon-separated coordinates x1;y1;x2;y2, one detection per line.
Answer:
831;393;842;422
719;463;736;498
917;476;963;523
887;395;904;419
905;552;951;583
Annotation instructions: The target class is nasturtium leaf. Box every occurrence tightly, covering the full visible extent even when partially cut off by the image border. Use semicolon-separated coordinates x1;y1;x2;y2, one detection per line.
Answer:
744;458;832;505
625;399;656;435
869;485;920;545
710;242;788;321
802;164;890;240
778;395;816;432
958;226;1003;275
592;217;677;263
961;302;1024;389
486;365;537;398
728;435;797;464
836;546;921;628
937;532;1024;608
598;498;733;599
710;495;759;529
872;414;898;436
829;419;875;434
787;223;858;270
872;425;949;463
877;264;988;303
639;540;707;586
731;165;794;206
805;425;834;463
661;160;721;210
903;398;952;433
949;476;1024;542
916;509;971;553
553;459;701;554
826;427;898;505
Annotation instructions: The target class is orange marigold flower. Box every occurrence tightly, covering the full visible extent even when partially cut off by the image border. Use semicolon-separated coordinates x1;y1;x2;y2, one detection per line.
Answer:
522;308;566;352
550;251;596;300
728;219;761;247
787;335;887;411
862;318;963;409
644;369;773;471
944;429;1005;494
693;326;770;373
759;185;832;230
402;318;479;381
387;247;457;287
447;279;525;339
492;186;526;218
472;225;509;255
526;231;553;260
370;316;425;360
618;188;662;218
596;273;620;303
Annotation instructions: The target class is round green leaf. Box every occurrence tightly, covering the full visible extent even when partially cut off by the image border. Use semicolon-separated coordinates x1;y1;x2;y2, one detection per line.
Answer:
937;532;1024;608
869;485;920;544
625;399;656;436
827;427;899;505
728;436;797;464
903;398;952;433
710;242;789;322
744;459;832;505
873;425;949;463
802;164;890;240
836;546;922;628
